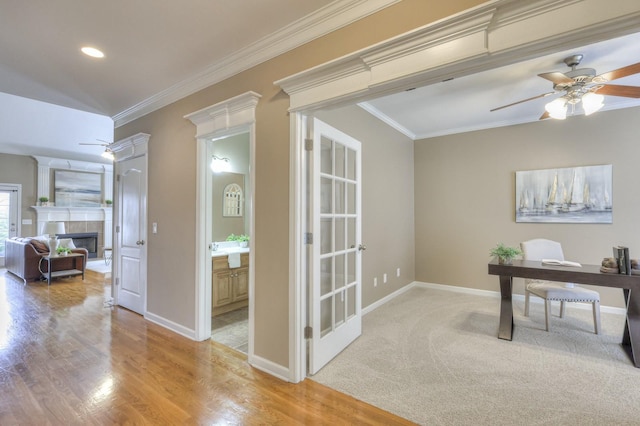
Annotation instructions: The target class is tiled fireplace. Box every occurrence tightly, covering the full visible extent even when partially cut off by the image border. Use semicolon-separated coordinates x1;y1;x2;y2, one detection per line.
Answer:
59;232;99;258
32;208;112;258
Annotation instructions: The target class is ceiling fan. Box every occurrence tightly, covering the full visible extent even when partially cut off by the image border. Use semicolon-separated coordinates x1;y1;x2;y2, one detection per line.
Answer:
79;139;115;160
491;54;640;120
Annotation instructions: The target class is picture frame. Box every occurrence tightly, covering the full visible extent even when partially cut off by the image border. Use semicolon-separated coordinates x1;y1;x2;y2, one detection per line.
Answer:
54;170;102;207
515;164;612;224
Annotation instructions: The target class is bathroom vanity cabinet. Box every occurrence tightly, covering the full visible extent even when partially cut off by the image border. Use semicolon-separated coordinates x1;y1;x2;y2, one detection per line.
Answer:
212;253;249;315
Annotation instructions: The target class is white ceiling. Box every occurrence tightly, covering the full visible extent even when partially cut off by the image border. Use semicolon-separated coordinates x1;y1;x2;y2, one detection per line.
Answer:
0;0;337;117
1;1;639;162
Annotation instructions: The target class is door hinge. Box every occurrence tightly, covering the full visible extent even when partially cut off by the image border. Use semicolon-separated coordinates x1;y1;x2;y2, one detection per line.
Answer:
304;326;313;339
304;232;313;245
115;277;119;286
116;225;120;233
116;174;121;182
305;138;313;151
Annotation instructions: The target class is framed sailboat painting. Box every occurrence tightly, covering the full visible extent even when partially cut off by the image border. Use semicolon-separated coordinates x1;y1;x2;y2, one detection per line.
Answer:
515;164;612;223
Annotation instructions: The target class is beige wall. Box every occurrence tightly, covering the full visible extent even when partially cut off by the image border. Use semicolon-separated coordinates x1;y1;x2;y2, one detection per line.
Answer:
0;153;37;236
415;106;640;309
113;0;490;368
316;105;415;308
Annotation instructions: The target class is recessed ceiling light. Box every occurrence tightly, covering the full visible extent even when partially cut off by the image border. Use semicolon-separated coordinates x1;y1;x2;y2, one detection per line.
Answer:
81;46;105;58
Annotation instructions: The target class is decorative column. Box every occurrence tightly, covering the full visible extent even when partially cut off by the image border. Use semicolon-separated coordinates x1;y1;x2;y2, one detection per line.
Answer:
37;164;50;200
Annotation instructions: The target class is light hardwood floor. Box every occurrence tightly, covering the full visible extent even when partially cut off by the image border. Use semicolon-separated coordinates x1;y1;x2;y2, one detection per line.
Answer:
0;269;415;425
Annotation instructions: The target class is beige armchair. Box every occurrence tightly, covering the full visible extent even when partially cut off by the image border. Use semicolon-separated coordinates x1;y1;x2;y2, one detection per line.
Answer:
520;238;600;334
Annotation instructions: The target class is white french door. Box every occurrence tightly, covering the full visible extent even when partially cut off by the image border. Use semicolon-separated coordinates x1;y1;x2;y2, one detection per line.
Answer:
309;118;362;375
0;184;20;268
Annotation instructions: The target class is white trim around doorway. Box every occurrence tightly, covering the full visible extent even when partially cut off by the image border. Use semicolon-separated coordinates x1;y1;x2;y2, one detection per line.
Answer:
184;91;261;368
278;0;640;383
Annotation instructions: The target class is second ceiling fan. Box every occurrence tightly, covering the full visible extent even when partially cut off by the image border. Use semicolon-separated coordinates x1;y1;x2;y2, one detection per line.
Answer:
79;139;115;160
491;54;640;120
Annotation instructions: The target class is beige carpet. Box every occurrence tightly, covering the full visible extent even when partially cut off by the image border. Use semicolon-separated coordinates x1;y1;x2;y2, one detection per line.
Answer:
311;286;640;425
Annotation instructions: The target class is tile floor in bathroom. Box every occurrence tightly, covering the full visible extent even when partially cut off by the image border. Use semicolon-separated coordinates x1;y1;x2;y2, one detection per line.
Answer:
211;307;248;354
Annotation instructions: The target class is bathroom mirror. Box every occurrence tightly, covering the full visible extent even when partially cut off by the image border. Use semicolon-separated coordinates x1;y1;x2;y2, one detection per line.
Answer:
212;172;246;242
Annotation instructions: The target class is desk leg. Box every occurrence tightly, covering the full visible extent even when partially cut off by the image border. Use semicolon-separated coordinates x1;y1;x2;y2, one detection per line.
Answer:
498;275;514;340
622;288;640;367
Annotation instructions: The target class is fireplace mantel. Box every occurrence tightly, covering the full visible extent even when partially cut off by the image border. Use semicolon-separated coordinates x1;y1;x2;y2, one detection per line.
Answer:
32;206;112;222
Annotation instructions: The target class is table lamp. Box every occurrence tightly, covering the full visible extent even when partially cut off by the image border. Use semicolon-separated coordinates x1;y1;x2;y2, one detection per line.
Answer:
45;222;66;255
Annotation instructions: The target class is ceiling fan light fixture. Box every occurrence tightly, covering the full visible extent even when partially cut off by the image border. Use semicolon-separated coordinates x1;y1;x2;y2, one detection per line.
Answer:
101;149;115;161
582;92;604;116
545;97;568;120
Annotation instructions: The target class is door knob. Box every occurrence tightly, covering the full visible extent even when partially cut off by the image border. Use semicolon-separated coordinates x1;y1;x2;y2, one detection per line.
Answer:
136;240;145;246
358;244;367;251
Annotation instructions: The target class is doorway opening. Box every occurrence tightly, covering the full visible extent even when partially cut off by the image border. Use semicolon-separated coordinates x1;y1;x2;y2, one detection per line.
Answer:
209;132;252;354
0;183;21;268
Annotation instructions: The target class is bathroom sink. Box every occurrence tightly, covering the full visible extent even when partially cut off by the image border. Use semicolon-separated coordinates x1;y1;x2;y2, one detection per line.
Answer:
211;246;250;257
224;247;246;253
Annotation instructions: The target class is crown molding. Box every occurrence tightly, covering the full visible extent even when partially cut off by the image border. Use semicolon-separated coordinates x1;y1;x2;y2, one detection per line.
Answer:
113;0;400;128
357;102;416;139
32;155;113;173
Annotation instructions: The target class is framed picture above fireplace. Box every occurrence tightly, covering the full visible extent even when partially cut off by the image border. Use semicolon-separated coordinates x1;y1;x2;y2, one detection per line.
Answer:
54;170;102;207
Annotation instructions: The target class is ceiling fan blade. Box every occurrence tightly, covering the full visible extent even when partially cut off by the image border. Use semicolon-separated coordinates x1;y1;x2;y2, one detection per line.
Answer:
595;84;640;98
596;62;640;82
538;72;574;85
490;92;556;112
539;111;550;120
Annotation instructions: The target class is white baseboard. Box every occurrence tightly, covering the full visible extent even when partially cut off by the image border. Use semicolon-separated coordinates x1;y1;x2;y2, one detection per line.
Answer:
249;354;290;382
413;281;627;315
144;311;198;340
362;283;417;315
363;281;626;316
145;311;292;381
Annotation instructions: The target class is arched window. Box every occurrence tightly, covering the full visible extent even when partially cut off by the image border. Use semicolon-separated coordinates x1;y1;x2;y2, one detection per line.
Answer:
223;183;243;217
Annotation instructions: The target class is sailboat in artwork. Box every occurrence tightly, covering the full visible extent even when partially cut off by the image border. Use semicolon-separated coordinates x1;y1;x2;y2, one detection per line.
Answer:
561;171;591;212
545;173;560;212
582;182;592;210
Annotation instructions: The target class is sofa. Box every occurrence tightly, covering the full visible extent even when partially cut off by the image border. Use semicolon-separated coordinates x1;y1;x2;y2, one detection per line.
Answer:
4;237;88;282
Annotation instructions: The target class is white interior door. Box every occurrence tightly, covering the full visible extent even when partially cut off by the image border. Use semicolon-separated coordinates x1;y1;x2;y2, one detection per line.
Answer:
116;155;147;314
309;118;362;375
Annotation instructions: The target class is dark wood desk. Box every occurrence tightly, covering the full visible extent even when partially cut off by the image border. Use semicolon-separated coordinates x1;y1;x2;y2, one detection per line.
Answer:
488;259;640;367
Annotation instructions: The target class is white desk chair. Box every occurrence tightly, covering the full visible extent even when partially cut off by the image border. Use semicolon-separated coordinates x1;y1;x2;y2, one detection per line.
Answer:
520;239;601;334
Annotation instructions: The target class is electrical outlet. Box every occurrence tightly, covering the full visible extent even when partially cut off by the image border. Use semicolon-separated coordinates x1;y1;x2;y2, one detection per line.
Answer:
383;273;387;283
374;277;378;287
397;268;400;277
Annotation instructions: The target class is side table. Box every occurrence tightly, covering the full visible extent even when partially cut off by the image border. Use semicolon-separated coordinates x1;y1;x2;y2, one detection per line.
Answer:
103;247;113;266
39;253;86;285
